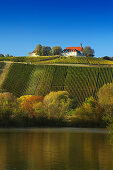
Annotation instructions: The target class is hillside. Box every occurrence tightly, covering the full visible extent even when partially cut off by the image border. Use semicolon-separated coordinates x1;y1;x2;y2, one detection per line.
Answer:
1;56;113;65
1;62;113;106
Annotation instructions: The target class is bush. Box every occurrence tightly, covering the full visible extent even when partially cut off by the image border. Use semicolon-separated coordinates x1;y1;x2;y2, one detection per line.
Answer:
43;91;71;119
98;83;113;106
17;95;32;105
0;92;18;119
98;83;113;133
97;83;113;117
20;95;43;118
75;97;103;122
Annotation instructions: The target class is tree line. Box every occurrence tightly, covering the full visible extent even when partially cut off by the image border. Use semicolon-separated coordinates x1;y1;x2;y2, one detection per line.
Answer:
34;44;62;56
0;54;13;57
0;45;97;57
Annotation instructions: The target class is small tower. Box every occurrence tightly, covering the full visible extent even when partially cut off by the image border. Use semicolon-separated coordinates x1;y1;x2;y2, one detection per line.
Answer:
80;43;82;48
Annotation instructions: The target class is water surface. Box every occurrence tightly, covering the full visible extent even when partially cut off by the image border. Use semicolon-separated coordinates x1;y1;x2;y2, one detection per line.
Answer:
0;128;113;170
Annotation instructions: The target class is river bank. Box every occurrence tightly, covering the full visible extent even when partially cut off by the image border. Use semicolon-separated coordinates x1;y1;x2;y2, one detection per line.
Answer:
0;116;105;128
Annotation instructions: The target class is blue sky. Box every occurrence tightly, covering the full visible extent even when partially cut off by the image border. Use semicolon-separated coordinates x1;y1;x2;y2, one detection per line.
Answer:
0;0;113;57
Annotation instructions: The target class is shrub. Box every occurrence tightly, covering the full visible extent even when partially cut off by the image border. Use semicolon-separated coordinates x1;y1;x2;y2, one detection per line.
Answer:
0;92;18;118
43;91;71;119
97;83;113;117
98;83;113;132
75;97;103;122
21;95;43;118
98;83;113;106
17;95;32;105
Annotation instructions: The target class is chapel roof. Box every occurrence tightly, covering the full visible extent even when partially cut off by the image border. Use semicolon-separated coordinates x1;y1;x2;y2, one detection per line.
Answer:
66;47;83;51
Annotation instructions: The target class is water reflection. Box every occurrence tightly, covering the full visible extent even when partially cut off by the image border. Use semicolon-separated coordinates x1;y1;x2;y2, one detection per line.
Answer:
0;128;113;170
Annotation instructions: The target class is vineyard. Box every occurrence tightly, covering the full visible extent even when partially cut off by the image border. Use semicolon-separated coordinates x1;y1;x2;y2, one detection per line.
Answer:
35;56;113;65
1;63;35;96
1;63;113;106
0;62;7;77
0;62;6;69
1;56;113;65
0;56;59;63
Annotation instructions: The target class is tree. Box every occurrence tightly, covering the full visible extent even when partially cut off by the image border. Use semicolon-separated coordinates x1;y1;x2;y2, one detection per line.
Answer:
19;95;43;118
5;54;10;57
82;46;95;57
35;44;42;56
34;44;52;56
45;46;52;56
98;83;113;106
40;46;51;56
41;46;46;56
52;46;62;55
0;54;4;57
75;97;102;122
43;91;71;118
98;83;113;135
102;56;112;60
0;92;18;118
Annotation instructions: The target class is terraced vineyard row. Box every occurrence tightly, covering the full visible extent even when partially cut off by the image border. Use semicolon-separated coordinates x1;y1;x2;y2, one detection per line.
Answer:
0;62;5;69
1;63;35;96
39;56;113;65
1;56;113;65
1;63;113;106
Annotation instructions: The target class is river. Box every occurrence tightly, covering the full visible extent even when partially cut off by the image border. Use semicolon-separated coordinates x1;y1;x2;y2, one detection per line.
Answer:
0;128;113;170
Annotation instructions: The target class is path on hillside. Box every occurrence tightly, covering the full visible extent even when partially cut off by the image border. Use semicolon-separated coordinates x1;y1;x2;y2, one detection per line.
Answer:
0;62;11;87
34;63;113;67
0;61;113;67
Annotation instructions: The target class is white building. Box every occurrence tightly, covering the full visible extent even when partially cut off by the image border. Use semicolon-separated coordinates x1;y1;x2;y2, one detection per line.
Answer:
62;44;84;57
28;51;39;57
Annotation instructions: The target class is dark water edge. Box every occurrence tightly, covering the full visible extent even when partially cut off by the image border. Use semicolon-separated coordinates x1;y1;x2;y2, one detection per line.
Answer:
0;117;106;128
0;127;108;133
0;128;113;170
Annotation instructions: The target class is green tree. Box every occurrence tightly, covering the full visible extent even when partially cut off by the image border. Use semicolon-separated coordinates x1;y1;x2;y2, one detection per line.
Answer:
52;46;62;55
41;46;46;56
41;46;52;56
5;54;10;57
45;46;52;56
102;56;112;60
0;54;4;57
83;46;95;57
35;44;42;56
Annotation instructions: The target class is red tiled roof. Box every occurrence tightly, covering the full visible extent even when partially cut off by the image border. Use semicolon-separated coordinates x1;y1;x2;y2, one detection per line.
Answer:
32;50;36;53
66;47;83;51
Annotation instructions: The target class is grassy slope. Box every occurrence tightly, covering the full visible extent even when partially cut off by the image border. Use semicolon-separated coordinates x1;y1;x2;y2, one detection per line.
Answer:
1;63;113;106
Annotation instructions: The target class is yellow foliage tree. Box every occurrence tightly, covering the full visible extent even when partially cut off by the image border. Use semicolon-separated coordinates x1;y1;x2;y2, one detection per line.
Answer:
43;91;71;118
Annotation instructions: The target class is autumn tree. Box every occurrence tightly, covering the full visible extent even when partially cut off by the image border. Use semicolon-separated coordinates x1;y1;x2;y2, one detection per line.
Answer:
43;91;71;118
20;95;43;118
